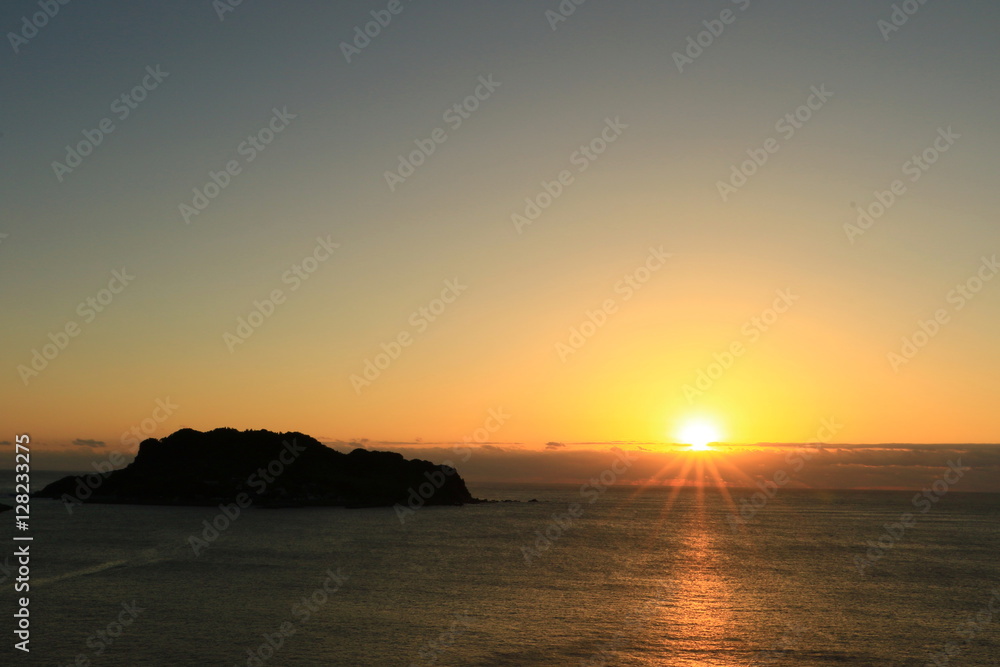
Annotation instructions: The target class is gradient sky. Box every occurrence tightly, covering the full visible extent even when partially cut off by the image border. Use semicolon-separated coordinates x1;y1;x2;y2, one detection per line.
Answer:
2;1;999;478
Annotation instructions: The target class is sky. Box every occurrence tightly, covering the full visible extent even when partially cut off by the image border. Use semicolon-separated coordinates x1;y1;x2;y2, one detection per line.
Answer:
2;1;999;486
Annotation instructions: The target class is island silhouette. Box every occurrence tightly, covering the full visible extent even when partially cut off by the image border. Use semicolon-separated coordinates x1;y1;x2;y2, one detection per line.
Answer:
35;427;479;509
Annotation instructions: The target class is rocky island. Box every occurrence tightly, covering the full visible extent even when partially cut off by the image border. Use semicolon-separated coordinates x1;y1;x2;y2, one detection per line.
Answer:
34;427;479;509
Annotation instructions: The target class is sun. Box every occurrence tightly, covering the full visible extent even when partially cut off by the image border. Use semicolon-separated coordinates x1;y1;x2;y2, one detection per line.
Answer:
677;419;723;452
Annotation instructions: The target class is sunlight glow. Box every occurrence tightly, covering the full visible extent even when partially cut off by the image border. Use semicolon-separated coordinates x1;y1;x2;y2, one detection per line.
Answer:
677;419;723;452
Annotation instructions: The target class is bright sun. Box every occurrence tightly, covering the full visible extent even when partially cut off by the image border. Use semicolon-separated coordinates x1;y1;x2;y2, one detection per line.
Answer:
677;419;723;451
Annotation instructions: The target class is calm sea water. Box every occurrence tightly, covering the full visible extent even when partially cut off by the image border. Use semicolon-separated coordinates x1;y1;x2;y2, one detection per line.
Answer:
2;474;999;666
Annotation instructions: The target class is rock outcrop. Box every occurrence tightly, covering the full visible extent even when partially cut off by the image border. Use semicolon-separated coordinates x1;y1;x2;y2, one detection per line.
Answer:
34;428;477;508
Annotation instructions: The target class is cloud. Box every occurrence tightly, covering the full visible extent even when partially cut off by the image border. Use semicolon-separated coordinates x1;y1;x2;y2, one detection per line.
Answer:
367;443;1000;492
545;442;566;450
72;438;106;448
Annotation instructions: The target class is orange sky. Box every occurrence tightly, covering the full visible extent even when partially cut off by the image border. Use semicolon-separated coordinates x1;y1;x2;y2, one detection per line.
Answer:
2;2;999;482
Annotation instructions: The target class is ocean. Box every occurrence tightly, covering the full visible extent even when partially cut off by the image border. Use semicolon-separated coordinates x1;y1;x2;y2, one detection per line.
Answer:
3;474;999;666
